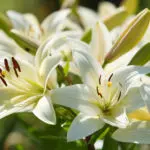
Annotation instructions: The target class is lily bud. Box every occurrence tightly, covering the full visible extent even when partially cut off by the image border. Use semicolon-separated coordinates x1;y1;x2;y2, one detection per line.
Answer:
121;0;139;15
103;7;128;31
105;8;150;63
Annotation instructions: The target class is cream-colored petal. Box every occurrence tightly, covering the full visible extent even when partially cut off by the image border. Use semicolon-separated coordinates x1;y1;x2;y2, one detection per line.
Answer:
39;53;61;88
33;95;56;125
121;87;144;113
72;45;104;88
51;84;100;116
7;10;29;31
112;121;150;144
67;113;105;142
102;107;129;128
91;21;112;64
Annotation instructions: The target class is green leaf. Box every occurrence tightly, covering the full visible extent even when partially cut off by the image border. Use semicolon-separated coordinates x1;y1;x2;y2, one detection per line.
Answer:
57;65;82;86
105;8;150;63
81;29;92;44
10;29;39;55
121;0;139;15
129;43;150;65
18;113;86;150
104;7;128;31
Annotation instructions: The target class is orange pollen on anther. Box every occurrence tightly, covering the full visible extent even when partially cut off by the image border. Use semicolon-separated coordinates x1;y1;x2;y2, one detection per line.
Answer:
4;59;10;72
96;86;103;98
0;76;7;86
12;57;21;72
107;81;112;87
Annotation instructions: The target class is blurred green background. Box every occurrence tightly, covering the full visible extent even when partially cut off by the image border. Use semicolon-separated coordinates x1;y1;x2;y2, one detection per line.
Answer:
0;0;149;21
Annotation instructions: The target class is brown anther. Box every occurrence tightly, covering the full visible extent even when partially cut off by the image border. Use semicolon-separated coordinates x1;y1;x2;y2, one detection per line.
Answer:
96;86;103;98
13;67;19;78
4;59;10;72
0;68;2;74
99;75;101;85
12;57;21;72
108;73;113;82
0;76;7;86
117;91;121;101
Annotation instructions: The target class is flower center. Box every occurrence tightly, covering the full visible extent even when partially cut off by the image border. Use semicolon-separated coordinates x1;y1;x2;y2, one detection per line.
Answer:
96;73;122;113
0;57;21;86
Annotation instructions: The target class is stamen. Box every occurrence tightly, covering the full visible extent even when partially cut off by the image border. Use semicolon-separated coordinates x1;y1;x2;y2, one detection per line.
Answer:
117;91;121;101
12;57;21;72
1;71;7;77
99;75;101;85
107;81;112;87
0;68;6;77
4;59;10;72
13;67;19;78
0;68;2;74
96;86;103;98
108;73;113;81
0;76;7;86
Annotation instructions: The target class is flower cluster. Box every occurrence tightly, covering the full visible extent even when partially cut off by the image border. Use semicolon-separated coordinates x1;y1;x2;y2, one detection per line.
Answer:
0;0;150;148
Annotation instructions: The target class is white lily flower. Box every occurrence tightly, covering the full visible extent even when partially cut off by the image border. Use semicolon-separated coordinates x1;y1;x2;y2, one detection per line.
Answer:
35;32;91;77
110;68;150;144
50;48;150;141
6;9;84;43
0;40;62;125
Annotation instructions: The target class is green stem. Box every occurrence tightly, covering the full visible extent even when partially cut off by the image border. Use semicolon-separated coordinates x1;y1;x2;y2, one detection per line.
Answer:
85;135;95;150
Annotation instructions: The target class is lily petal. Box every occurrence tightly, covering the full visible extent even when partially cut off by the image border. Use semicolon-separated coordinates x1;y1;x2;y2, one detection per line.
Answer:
112;65;150;91
41;9;71;37
24;13;41;40
0;105;22;119
7;10;29;31
98;2;116;19
78;7;98;28
72;46;104;87
102;107;129;128
140;82;150;113
51;84;100;116
39;53;61;88
67;113;105;142
33;95;56;125
91;21;112;65
112;121;150;144
121;87;144;113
